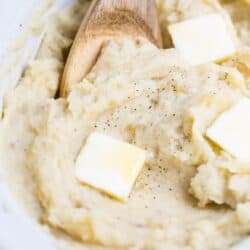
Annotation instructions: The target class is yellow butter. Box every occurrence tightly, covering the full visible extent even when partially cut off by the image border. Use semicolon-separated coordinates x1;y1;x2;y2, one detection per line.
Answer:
168;13;236;66
206;98;250;162
75;132;146;201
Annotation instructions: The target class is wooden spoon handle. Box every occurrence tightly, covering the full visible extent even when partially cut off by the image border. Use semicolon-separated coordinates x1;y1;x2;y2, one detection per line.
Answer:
60;0;162;97
87;0;162;46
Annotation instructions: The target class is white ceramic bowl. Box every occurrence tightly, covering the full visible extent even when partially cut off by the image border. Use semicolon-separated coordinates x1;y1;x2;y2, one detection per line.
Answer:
0;1;249;249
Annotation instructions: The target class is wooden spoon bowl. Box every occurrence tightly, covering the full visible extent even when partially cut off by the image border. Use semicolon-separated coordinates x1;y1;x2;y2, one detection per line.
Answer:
60;0;163;97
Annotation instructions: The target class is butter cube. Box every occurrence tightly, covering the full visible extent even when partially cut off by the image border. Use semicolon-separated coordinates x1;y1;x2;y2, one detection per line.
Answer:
206;98;250;162
168;13;236;65
75;132;146;200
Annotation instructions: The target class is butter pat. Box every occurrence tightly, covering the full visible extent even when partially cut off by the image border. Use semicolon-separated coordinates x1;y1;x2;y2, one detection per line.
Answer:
75;132;146;200
168;13;236;65
206;98;250;162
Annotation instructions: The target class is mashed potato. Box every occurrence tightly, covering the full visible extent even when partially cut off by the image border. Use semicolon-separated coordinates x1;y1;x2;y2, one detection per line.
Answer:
1;0;250;249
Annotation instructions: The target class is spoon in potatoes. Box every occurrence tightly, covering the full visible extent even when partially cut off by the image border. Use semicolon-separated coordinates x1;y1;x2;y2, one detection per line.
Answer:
59;0;163;97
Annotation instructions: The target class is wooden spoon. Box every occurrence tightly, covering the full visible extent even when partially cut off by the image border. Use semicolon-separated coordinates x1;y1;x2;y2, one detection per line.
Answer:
59;0;163;97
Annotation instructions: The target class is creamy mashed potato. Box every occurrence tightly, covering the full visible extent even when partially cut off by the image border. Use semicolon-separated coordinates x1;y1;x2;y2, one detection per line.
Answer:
1;0;250;250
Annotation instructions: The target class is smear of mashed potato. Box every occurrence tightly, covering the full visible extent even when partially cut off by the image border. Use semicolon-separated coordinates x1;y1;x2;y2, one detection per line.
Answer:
1;0;250;250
